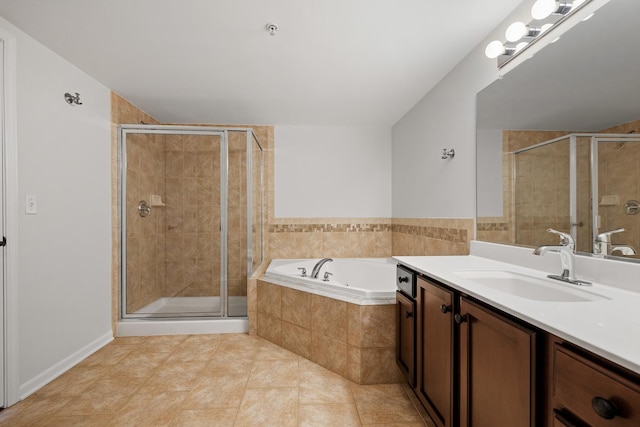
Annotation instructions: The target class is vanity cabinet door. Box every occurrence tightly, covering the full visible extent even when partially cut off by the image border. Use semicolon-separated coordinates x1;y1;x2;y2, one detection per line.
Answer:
458;297;537;427
416;277;454;427
396;290;415;386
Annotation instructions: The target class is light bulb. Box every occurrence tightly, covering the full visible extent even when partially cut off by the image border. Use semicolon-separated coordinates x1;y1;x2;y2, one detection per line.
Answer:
531;0;557;20
485;40;506;59
505;21;527;42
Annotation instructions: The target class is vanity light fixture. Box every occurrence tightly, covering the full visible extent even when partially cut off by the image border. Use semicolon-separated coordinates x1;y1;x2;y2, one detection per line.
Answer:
485;0;593;67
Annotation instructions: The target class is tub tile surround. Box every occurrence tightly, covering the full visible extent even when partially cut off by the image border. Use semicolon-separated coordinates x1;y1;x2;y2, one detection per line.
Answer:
0;334;429;427
268;217;473;259
255;280;403;385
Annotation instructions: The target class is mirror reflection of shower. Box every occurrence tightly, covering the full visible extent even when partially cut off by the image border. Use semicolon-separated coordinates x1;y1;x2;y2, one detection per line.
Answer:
118;125;264;319
513;133;640;258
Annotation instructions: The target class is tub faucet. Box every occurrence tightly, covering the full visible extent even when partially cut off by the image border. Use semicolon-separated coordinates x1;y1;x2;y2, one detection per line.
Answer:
533;228;590;286
311;258;333;279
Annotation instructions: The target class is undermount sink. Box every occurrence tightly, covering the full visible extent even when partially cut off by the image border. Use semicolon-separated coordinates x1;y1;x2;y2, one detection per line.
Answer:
452;270;607;302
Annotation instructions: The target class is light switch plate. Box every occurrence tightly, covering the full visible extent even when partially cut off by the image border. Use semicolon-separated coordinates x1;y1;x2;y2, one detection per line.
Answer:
26;194;37;214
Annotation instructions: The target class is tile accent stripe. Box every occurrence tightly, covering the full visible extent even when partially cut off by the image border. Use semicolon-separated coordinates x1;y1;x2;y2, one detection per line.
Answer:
392;224;467;243
268;222;468;243
477;222;509;231
269;223;392;233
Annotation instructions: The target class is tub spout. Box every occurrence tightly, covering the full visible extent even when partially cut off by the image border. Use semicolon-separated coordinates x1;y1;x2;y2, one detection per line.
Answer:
311;258;333;279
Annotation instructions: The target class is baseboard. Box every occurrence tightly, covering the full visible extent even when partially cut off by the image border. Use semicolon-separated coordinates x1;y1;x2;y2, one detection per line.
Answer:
19;330;114;400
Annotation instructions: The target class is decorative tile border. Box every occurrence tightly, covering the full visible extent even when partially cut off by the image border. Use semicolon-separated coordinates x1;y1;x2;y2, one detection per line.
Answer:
477;222;510;231
268;223;392;233
268;220;472;246
392;224;467;243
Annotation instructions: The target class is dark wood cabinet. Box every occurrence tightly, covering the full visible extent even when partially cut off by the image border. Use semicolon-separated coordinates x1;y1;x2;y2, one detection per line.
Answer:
458;297;537;427
400;269;538;427
396;290;416;386
416;276;455;427
396;264;640;427
553;344;640;427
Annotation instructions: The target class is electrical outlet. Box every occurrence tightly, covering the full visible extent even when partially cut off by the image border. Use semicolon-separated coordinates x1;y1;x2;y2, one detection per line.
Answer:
26;194;37;214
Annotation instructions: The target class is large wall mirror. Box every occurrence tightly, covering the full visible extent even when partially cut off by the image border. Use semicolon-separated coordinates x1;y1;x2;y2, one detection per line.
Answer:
476;0;640;262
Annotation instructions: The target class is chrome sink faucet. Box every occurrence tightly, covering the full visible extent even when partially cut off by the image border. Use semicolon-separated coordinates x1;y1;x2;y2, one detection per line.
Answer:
594;228;637;257
311;258;333;279
533;228;591;286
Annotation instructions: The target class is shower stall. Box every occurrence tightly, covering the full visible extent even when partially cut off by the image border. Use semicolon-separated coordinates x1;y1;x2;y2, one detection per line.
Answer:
117;125;263;329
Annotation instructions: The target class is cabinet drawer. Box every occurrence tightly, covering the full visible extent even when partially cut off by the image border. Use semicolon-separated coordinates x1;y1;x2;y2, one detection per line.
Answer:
554;345;640;427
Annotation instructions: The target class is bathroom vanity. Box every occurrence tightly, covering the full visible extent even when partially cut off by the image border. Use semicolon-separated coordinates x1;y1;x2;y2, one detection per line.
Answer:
395;242;640;427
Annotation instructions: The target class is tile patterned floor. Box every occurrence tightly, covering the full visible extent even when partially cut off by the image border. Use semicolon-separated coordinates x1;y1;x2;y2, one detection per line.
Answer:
0;334;431;426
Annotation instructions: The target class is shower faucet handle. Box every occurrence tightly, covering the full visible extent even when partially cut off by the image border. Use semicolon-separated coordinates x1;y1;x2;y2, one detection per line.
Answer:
297;267;307;277
322;271;333;282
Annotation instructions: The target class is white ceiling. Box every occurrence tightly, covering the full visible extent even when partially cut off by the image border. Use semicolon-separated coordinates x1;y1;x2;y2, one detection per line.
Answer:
0;0;522;126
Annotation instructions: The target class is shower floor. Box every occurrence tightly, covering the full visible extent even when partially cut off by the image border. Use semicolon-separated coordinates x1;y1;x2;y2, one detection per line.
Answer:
118;296;249;336
133;296;247;317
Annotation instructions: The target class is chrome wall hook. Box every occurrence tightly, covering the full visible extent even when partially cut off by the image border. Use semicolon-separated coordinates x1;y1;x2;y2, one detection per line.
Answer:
64;92;82;105
442;148;455;159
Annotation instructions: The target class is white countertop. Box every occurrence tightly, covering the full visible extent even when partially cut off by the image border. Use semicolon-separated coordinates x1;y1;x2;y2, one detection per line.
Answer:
394;242;640;375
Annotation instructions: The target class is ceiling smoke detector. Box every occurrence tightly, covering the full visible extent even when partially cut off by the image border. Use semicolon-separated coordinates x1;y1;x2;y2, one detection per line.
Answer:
266;23;279;36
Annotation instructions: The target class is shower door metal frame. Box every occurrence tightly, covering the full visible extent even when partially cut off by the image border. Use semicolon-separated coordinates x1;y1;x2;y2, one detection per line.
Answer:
118;125;263;319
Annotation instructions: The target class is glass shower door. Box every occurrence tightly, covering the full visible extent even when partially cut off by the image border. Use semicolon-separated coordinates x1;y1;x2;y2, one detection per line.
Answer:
121;128;226;318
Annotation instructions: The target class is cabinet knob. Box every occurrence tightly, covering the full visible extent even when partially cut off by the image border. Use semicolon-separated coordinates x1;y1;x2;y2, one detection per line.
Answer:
440;304;451;313
398;276;409;283
591;396;618;419
454;313;467;324
405;311;413;318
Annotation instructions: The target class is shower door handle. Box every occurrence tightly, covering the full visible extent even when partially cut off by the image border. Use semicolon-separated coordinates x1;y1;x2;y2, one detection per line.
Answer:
0;236;6;247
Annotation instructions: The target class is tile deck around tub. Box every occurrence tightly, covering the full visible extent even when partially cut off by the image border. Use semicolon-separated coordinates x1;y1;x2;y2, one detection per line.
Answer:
0;334;432;427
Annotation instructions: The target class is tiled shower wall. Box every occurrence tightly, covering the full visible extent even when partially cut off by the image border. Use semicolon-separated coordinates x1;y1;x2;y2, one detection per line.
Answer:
477;130;572;247
124;133;167;312
164;134;221;298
